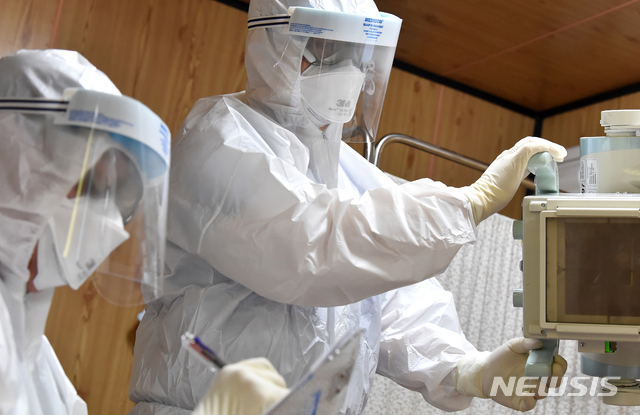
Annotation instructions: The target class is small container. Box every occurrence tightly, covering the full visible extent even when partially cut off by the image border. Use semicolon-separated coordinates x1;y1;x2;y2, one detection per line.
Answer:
580;110;640;194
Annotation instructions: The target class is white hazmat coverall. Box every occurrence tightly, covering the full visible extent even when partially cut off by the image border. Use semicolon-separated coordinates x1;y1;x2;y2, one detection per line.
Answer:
0;49;121;415
0;48;270;415
128;0;485;413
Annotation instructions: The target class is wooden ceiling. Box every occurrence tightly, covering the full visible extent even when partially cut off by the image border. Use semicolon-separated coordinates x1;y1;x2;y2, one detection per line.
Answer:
233;0;640;115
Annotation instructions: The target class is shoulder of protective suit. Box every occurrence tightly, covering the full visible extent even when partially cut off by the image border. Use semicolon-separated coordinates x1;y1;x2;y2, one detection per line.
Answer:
176;93;244;138
174;91;309;174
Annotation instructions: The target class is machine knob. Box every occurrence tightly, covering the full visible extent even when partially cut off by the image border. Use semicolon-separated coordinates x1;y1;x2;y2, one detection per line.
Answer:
512;220;523;240
513;288;523;308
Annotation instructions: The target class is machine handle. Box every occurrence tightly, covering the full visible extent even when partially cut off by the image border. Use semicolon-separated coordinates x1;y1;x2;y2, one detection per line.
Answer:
525;339;559;377
523;154;560;377
527;152;559;195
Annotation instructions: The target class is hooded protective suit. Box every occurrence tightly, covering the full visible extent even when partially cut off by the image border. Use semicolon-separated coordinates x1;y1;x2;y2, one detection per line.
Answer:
127;0;481;414
0;49;121;415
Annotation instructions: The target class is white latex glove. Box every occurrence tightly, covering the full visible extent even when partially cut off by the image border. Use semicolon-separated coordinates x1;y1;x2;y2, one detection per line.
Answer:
193;357;289;415
462;137;567;224
455;338;568;412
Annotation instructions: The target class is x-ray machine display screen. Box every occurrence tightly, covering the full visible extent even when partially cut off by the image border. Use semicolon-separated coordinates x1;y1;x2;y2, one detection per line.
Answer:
546;218;640;325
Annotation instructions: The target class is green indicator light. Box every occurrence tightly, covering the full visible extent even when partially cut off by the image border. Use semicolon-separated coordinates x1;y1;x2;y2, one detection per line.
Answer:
605;342;616;353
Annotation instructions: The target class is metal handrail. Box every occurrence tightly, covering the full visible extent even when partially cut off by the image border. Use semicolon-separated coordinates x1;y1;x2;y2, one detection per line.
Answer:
371;133;536;190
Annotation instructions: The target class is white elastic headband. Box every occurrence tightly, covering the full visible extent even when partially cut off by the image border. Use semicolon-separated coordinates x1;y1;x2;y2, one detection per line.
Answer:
0;98;68;113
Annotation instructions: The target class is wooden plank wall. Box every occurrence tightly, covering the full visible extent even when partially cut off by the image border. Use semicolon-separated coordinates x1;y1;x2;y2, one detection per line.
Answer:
3;0;637;414
375;70;534;220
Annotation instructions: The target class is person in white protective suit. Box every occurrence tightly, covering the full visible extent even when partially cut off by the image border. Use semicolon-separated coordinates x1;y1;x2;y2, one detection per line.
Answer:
0;49;287;415
128;0;568;414
0;49;174;415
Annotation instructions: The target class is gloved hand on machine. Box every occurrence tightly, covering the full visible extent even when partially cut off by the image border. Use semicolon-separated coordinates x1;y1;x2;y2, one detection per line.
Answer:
455;337;568;412
462;136;567;225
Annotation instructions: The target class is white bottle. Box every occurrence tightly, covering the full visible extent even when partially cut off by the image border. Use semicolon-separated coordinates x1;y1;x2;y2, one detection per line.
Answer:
580;110;640;193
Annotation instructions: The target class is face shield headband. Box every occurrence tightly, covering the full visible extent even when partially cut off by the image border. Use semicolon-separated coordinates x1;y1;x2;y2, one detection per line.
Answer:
248;7;402;144
0;89;171;306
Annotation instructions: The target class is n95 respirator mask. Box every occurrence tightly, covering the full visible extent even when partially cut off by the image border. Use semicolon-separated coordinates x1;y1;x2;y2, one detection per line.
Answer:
300;59;365;128
34;196;129;291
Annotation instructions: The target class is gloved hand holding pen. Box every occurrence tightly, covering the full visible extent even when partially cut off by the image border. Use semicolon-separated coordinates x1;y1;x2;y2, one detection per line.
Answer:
454;337;568;412
192;357;289;415
462;136;567;225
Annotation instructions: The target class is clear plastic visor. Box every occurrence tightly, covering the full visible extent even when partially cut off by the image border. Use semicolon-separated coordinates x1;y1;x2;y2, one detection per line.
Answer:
300;37;396;143
0;91;170;307
52;124;168;307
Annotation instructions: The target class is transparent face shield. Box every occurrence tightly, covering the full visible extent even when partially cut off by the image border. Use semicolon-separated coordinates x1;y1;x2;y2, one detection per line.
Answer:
283;7;402;144
1;89;170;306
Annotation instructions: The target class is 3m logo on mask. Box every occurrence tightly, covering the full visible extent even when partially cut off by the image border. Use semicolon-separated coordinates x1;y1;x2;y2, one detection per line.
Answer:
330;99;355;120
336;99;352;108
